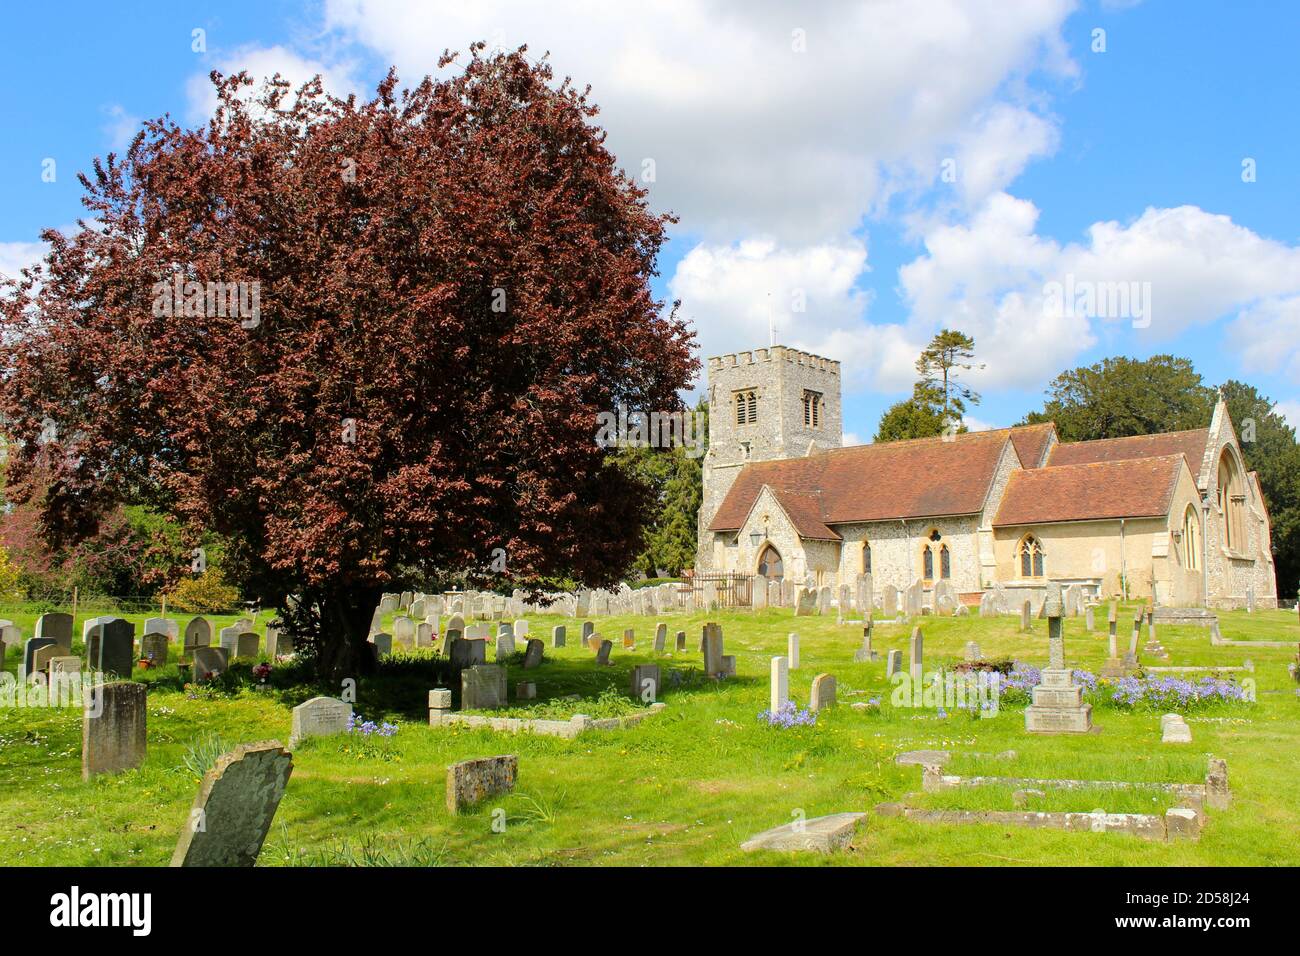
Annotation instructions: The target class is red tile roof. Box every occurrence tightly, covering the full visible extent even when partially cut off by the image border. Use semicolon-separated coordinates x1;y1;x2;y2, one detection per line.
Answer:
709;427;1015;531
1010;423;1056;469
993;455;1186;527
769;489;840;540
1045;428;1209;475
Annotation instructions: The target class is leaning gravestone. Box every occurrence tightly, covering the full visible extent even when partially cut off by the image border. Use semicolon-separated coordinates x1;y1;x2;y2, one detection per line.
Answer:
82;615;116;645
522;638;544;670
795;587;817;617
289;697;352;748
34;612;73;652
95;619;136;679
143;617;179;641
170;742;293;867
594;639;613;666
885;649;902;678
21;637;56;682
446;755;517;814
83;681;147;780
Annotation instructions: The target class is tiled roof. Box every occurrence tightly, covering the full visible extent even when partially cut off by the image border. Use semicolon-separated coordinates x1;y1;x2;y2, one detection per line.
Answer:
769;489;840;540
709;428;1014;531
1009;422;1056;469
993;455;1185;527
1045;428;1209;474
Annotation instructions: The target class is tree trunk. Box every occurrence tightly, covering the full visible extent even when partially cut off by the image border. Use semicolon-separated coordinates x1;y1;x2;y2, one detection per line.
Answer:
316;585;384;683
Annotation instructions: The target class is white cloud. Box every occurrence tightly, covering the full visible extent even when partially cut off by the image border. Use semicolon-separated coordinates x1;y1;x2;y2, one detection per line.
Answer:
1273;400;1300;432
185;44;361;123
1227;295;1300;382
0;239;48;282
321;0;1077;242
101;104;143;152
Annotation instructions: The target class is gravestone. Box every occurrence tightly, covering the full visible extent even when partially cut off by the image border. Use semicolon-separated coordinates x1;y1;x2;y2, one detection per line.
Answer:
218;625;242;655
856;572;873;617
581;621;594;643
675;630;687;652
392;616;415;648
95;619;136;678
462;664;507;709
701;623;724;677
594;639;613;666
787;632;800;670
886;649;902;678
752;575;768;610
495;632;516;659
410;598;426;619
818;586;833;615
83;681;147;779
809;673;837;712
882;585;898;617
141;633;170;666
1101;602;1124;677
289;697;352;748
450;637;486;669
795;587;817;617
371;633;393;658
83;615;114;644
934;580;958;615
516;681;536;700
446;613;466;635
1206;759;1230;809
235;632;260;660
853;622;876;663
32;643;59;675
192;646;229;681
446;755;517;814
965;641;981;662
770;656;789;712
768;578;782;608
549;625;565;649
654;623;667;653
622;628;636;650
1024;584;1093;734
513;619;529;639
1020;600;1032;632
170;742;293;867
522;638;544;669
979;590;997;617
415;622;433;648
21;637;56;682
631;664;661;702
183;617;212;653
1160;713;1192;744
1085;604;1095;632
34;612;73;652
1126;608;1142;667
908;627;924;682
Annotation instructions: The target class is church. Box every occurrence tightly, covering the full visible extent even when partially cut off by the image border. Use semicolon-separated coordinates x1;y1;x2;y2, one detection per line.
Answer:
696;345;1278;610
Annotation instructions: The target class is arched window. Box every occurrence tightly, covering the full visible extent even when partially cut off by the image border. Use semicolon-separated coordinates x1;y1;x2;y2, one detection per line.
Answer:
1217;450;1245;552
921;529;949;581
757;544;783;581
1018;535;1045;578
862;540;872;575
1183;505;1201;570
735;390;758;425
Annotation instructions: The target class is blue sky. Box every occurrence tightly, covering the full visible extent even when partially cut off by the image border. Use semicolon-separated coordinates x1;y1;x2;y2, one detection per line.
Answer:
3;0;1299;443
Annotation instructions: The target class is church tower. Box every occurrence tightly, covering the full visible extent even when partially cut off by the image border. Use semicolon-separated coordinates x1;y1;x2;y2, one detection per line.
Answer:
696;346;842;571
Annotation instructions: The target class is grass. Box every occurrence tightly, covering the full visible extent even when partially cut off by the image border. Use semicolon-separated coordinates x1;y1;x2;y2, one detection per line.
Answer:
1;603;1297;866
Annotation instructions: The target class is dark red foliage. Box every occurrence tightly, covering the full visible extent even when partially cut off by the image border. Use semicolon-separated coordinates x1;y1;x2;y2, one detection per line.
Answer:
0;46;697;676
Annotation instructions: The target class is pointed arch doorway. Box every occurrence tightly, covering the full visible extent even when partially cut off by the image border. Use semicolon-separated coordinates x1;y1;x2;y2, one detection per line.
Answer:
757;543;784;582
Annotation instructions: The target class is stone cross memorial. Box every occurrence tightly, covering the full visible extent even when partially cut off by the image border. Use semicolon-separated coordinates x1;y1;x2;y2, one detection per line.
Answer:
1024;584;1093;734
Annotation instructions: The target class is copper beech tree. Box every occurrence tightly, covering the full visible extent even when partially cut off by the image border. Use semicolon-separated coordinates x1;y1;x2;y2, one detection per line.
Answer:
0;46;697;678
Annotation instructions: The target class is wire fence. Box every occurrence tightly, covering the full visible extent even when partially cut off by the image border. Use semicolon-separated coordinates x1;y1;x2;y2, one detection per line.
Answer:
0;594;253;619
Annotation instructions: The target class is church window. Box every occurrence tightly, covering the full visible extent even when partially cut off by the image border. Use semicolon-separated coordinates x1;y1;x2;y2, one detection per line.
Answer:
802;390;822;427
1217;450;1245;552
1183;505;1200;571
1018;534;1045;578
921;529;950;581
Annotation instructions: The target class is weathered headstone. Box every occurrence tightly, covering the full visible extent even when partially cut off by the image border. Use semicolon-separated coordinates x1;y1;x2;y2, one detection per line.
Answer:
809;673;837;712
143;617;180;641
795;587;817;617
908;627;924;682
446;755;517;814
1085;604;1095;632
594;639;613;666
886;648;902;678
495;631;516;659
654;622;667;653
234;632;259;660
1020;600;1032;632
770;656;789;712
882;585;898;617
183;616;212;654
522;638;544;669
675;630;687;652
83;681;147;779
702;622;724;677
141;633;170;666
1160;713;1192;744
170;742;293;867
34;612;73;652
392;615;415;648
551;624;566;648
371;632;393;658
631;663;661;702
415;622;434;648
289;697;352;748
622;628;636;649
461;664;507;709
581;620;594;643
21;637;56;682
787;632;800;670
192;646;229;681
450;637;486;669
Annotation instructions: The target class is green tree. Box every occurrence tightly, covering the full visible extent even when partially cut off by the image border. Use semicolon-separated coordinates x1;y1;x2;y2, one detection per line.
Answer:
1021;355;1214;440
875;383;965;442
916;328;984;422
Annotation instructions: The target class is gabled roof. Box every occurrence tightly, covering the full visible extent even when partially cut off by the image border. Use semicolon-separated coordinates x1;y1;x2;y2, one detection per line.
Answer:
1009;422;1056;469
768;488;840;541
709;427;1023;532
1045;428;1209;474
993;455;1186;527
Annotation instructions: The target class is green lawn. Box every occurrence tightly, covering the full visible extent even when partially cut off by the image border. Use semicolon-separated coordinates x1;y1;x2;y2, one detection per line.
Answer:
1;604;1297;866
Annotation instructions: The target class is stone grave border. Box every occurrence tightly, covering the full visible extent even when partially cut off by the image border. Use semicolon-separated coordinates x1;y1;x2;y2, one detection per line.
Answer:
429;701;667;739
